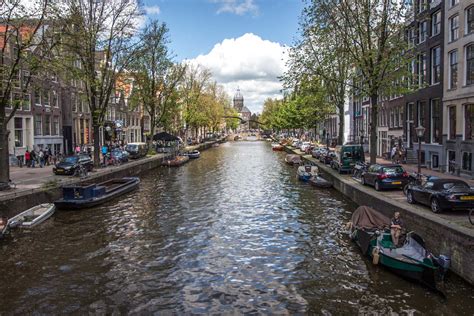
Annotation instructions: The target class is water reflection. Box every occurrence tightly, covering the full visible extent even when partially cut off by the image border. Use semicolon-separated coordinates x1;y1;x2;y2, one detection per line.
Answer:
0;141;472;314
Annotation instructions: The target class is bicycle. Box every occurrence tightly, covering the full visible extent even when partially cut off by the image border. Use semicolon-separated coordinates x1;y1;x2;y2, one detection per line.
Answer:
469;209;474;225
352;161;369;180
73;164;88;178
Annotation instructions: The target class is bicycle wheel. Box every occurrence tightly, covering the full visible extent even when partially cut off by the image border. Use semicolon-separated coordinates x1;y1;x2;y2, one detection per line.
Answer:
469;209;474;225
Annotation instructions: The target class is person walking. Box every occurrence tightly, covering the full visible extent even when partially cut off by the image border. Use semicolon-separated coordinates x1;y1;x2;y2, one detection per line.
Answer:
391;146;397;163
102;144;108;167
25;150;31;168
44;148;50;166
30;150;36;168
38;149;45;168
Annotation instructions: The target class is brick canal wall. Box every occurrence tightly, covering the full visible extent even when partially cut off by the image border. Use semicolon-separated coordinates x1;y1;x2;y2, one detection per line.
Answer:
284;146;474;285
0;140;222;219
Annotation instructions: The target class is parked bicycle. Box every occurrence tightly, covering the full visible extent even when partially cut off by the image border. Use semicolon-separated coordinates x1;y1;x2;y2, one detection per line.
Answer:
402;172;438;196
73;164;88;178
352;161;369;180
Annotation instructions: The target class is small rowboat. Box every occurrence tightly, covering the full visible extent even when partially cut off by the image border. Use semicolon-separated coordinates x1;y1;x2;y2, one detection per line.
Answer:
162;155;190;167
349;206;450;294
309;176;332;188
8;203;55;228
285;154;302;165
183;150;200;159
55;177;140;210
297;165;318;181
271;143;284;151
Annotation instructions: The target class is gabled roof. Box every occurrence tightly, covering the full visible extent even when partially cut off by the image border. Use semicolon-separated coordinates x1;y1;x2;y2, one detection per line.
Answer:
241;106;251;114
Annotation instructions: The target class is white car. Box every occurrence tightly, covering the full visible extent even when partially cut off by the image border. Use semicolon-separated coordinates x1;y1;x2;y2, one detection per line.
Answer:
300;142;312;152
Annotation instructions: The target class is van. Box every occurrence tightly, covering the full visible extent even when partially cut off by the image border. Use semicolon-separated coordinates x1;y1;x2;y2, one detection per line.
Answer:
125;142;148;159
331;144;365;173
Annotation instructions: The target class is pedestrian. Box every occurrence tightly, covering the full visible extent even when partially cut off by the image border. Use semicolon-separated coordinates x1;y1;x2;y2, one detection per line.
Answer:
30;150;36;168
390;211;404;247
75;145;81;154
38;150;45;168
102;144;108;166
391;146;397;162
48;147;52;165
44;148;50;166
25;150;31;168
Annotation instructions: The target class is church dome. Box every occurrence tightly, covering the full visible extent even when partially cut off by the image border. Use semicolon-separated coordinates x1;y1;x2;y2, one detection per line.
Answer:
233;89;244;101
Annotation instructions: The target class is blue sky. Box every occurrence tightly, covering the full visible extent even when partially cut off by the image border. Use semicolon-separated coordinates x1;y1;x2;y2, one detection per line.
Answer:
141;0;305;113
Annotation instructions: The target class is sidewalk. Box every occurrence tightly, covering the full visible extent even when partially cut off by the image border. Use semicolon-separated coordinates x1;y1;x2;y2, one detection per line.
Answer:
376;157;474;186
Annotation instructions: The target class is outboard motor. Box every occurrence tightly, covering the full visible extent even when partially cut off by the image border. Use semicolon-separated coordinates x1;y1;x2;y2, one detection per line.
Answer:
435;255;451;279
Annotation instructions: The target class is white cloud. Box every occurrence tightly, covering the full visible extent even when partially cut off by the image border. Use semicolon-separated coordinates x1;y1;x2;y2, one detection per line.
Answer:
211;0;258;16
187;33;287;114
144;5;161;15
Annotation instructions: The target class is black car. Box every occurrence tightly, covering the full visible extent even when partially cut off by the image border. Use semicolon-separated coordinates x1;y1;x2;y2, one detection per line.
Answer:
53;155;93;175
361;164;408;191
111;149;129;163
406;179;474;213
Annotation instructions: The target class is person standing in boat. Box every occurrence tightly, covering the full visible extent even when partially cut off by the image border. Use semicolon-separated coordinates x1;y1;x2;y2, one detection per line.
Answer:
390;211;404;247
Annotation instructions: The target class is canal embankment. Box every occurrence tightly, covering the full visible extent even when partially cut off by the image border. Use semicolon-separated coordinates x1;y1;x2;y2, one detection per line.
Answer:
0;139;224;219
284;145;474;285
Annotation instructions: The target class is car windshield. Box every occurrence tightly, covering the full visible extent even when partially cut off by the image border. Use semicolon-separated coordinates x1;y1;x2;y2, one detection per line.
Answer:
126;145;137;150
63;156;78;163
443;182;469;190
382;166;403;174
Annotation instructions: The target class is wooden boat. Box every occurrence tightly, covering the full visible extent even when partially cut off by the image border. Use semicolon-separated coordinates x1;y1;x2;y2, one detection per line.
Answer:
8;203;55;228
309;176;332;188
349;206;450;293
297;165;318;181
183;150;200;159
162;155;190;167
54;177;140;210
271;143;284;151
0;217;8;239
285;154;302;165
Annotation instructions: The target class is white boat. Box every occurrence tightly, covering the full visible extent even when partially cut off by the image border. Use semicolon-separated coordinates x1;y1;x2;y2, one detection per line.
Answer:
8;203;55;228
297;165;318;181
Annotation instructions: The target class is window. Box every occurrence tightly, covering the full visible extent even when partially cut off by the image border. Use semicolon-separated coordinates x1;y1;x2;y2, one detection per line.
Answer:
43;115;51;136
34;88;41;105
72;94;77;112
431;99;441;143
43;90;49;107
417;101;426;127
53;116;59;135
450;0;458;7
466;45;474;85
462;152;473;171
22;71;30;88
418;53;427;85
467;6;474;34
432;154;439;169
12;93;21;109
34;114;42;135
432;11;441;36
22;93;30;111
449;15;459;42
52;91;58;107
419;21;428;43
449;50;458;89
431;46;441;84
449;106;456;140
465;104;474;140
14;118;23;147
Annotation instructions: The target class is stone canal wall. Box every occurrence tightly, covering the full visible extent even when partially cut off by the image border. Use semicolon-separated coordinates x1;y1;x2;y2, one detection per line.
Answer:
0;140;222;219
284;146;474;285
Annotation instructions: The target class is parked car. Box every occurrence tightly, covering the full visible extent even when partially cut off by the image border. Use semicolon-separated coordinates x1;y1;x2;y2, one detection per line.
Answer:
304;143;315;154
331;144;365;174
406;178;474;213
126;142;148;159
312;147;325;159
361;164;408;191
292;140;302;148
53;154;93;175
111;149;129;163
319;150;335;165
300;142;312;152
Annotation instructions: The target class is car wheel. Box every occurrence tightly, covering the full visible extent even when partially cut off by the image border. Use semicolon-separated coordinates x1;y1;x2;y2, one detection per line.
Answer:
407;190;415;204
375;181;381;191
403;184;409;196
361;176;366;185
431;198;442;213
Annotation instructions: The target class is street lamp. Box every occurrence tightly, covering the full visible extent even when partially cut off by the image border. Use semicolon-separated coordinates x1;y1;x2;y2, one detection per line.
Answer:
415;125;426;174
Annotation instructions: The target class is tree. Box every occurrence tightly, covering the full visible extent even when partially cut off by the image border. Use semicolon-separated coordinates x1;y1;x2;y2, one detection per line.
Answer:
304;0;410;163
0;0;56;189
60;0;141;167
129;20;186;141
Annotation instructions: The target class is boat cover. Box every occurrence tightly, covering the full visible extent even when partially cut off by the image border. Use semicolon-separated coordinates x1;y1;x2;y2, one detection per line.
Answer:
351;206;390;230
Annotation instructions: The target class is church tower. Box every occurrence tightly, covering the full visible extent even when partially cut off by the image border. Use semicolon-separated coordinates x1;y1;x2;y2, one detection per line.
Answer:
233;88;244;112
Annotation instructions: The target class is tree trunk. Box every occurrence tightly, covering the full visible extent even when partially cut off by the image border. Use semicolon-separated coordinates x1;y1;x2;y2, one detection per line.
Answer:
0;111;10;189
93;123;101;168
370;93;378;164
338;103;345;145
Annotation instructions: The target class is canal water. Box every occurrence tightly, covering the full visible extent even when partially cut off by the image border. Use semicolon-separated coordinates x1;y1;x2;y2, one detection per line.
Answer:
0;141;473;314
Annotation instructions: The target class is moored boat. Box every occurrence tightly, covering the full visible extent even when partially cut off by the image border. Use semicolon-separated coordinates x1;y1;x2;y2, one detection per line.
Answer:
54;177;140;210
183;150;200;159
271;143;284;151
308;176;332;188
8;203;55;228
348;206;450;293
162;155;190;167
285;154;302;165
297;165;318;181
